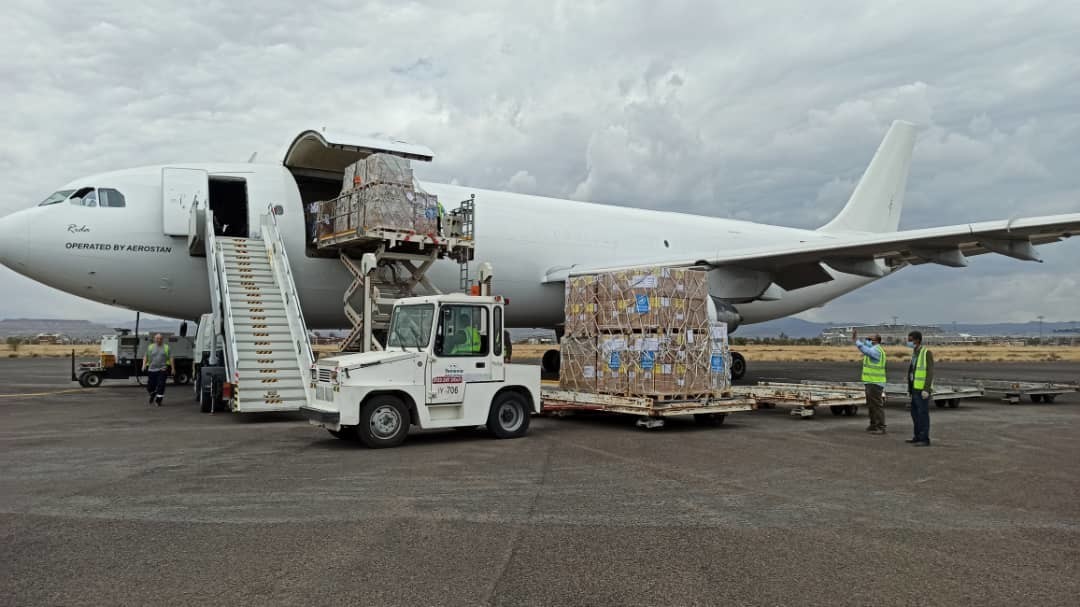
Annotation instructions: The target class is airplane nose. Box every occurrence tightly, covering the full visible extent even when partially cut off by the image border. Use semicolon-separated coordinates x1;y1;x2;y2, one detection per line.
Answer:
0;210;30;269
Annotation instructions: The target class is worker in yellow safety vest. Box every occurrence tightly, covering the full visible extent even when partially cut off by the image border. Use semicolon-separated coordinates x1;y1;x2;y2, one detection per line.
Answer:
853;330;887;434
906;330;934;446
448;309;482;355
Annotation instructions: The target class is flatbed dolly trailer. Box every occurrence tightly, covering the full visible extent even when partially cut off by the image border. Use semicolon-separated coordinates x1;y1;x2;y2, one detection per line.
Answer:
734;382;865;418
71;331;195;388
969;379;1080;404
539;388;755;429
798;380;985;409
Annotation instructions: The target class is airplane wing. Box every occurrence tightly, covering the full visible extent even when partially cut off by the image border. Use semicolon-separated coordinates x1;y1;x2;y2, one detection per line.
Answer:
543;213;1080;291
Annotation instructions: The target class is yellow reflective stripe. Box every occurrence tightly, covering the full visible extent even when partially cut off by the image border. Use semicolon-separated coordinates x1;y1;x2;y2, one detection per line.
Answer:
913;348;929;389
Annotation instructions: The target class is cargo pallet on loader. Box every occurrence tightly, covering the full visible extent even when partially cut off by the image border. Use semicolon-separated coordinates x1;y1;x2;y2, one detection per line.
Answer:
734;382;865;418
540;388;755;429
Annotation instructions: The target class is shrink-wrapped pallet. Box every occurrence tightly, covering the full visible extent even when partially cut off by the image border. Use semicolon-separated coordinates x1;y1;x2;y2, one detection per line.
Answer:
364;154;414;185
560;266;726;399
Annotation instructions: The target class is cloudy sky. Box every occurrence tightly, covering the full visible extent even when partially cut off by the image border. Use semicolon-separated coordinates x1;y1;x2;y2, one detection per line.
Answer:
1;0;1077;325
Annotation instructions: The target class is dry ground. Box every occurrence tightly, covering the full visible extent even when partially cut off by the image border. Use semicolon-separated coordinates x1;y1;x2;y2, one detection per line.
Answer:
1;344;98;359
7;342;1080;363
511;343;1080;363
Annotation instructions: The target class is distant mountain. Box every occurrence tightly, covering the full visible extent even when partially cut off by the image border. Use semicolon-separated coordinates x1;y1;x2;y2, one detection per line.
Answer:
735;318;829;339
0;318;113;339
733;318;1080;338
0;316;188;339
947;321;1080;337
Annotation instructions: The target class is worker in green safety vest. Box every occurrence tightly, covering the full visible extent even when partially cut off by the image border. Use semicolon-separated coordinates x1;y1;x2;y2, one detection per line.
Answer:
854;330;887;434
142;333;173;407
448;309;482;355
906;330;934;446
436;199;445;236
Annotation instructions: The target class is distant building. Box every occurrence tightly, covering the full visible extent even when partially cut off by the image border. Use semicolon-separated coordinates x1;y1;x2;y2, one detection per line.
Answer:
820;324;959;345
34;332;69;345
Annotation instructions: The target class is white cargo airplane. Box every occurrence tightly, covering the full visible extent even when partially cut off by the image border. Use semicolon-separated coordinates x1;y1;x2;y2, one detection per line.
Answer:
0;121;1076;376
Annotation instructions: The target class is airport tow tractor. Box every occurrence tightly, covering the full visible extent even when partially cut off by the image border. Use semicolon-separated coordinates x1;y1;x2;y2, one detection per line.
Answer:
71;330;195;388
301;265;543;448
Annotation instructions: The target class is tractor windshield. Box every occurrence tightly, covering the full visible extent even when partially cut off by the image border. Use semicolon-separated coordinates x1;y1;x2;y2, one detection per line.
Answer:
387;304;435;349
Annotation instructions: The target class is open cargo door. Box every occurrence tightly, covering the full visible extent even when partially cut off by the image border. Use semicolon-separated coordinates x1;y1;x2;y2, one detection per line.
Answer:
162;167;208;236
283;130;434;180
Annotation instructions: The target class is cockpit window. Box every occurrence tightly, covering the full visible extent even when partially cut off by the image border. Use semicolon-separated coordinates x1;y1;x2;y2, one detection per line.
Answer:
98;188;126;208
38;190;74;206
69;187;96;206
67;187;126;208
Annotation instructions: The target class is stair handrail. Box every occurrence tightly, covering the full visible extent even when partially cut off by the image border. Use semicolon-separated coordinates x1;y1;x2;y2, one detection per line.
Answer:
205;207;240;390
260;203;315;398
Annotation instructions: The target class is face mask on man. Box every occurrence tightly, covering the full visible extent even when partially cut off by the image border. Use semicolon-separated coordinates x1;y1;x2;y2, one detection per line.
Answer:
906;341;915;349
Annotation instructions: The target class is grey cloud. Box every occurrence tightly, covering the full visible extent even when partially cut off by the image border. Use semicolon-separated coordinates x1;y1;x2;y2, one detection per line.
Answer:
0;0;1077;323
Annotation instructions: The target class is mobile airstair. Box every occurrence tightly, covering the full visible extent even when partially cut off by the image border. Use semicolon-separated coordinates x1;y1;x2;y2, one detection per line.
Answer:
190;203;315;412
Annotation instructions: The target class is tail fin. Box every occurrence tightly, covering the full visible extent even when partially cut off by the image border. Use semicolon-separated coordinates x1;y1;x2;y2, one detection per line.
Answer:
819;120;916;233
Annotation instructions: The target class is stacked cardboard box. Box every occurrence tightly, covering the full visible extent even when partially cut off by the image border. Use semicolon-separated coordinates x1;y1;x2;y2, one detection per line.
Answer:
560;267;731;397
560;336;597;393
325;153;440;237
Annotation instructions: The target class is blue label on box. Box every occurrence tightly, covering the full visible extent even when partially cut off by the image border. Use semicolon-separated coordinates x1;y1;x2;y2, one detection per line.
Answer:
608;351;621;370
424;207;437;219
710;354;724;372
635;294;650;313
641;351;655;371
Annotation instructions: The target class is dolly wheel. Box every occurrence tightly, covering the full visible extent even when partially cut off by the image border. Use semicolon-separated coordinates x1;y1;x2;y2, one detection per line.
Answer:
83;373;103;388
694;413;726;426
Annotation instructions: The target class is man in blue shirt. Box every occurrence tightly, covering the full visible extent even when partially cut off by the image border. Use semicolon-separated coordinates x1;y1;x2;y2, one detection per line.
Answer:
854;330;887;434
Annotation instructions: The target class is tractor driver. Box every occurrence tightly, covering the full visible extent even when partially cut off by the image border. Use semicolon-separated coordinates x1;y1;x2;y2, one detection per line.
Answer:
448;308;482;355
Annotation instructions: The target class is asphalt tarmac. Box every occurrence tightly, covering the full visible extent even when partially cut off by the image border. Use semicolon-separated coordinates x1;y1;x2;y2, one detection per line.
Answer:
2;358;1078;606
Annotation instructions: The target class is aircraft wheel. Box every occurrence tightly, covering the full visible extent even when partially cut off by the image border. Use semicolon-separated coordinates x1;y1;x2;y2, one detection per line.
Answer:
541;349;561;375
730;352;746;381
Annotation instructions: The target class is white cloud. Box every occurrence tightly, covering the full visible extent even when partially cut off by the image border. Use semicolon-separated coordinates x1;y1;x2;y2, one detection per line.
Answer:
0;0;1078;323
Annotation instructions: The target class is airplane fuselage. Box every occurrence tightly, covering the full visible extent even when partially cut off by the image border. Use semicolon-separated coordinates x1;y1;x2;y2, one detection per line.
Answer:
0;162;877;329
